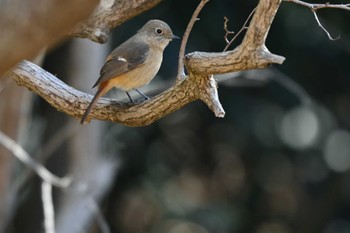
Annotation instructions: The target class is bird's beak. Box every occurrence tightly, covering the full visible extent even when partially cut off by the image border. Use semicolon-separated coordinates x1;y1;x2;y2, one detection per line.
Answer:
171;34;180;40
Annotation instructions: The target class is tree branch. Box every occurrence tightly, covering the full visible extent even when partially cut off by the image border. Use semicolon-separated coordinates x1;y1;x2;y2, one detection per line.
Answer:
311;10;340;40
0;131;71;188
283;0;350;11
9;0;285;126
42;181;55;233
70;0;163;43
185;0;284;75
0;0;164;76
283;0;349;40
10;61;216;126
0;0;99;77
223;8;256;52
177;0;209;80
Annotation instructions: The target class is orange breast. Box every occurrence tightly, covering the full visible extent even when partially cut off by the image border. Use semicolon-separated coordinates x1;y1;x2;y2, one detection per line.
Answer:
103;49;163;91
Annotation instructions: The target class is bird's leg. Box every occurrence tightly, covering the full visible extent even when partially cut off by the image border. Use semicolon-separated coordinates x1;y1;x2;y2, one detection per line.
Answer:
125;91;134;103
133;88;149;100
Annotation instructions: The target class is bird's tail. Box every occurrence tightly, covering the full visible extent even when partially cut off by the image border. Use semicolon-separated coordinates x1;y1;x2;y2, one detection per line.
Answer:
80;86;107;124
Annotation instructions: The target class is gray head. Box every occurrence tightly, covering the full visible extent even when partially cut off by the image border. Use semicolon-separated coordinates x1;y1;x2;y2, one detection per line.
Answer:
138;19;179;49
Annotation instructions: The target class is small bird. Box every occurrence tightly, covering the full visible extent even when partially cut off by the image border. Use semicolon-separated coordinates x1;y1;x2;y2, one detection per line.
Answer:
80;19;178;124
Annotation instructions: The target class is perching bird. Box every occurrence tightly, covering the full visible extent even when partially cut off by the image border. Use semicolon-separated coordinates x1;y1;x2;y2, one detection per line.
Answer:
80;19;178;124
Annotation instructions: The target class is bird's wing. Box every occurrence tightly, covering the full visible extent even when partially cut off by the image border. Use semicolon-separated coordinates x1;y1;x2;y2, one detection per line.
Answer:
92;38;150;88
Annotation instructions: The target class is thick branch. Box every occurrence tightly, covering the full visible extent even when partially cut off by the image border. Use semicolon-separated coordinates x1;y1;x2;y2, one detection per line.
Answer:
185;46;284;75
0;0;98;77
10;61;223;127
185;0;284;75
70;0;163;43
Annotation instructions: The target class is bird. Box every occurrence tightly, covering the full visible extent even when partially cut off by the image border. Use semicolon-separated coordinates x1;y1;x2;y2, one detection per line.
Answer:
80;19;178;124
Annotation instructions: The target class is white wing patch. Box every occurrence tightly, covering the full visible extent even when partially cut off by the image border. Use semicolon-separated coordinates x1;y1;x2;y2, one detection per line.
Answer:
117;56;127;62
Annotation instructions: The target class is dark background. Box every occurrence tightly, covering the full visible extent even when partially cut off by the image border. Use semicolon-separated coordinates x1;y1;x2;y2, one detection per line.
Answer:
9;0;350;233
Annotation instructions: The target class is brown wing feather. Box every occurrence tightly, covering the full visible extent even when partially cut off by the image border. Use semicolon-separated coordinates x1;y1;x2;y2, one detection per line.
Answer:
92;37;150;88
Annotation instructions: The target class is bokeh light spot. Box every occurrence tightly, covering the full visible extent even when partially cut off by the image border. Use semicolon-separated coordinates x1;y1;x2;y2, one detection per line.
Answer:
279;106;319;149
323;130;350;173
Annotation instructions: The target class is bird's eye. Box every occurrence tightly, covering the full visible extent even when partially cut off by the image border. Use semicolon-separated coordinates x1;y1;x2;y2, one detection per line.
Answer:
155;28;163;34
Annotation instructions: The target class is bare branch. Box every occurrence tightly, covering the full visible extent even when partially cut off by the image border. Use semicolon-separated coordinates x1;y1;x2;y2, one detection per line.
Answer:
242;0;281;47
70;0;163;43
42;181;55;233
223;8;256;52
223;16;235;45
177;0;210;80
9;61;221;126
0;131;71;188
284;0;350;11
88;198;111;233
283;0;348;40
312;10;340;40
186;0;284;75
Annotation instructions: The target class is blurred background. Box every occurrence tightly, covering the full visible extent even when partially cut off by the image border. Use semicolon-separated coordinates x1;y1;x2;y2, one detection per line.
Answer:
1;0;350;233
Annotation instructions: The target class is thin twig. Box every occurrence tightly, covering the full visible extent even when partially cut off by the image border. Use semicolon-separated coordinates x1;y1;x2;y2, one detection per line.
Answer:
223;16;235;44
0;131;71;188
284;0;349;40
177;0;210;81
88;198;111;233
284;0;350;11
223;7;256;52
42;181;55;233
312;10;340;40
